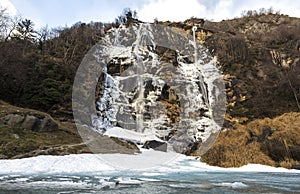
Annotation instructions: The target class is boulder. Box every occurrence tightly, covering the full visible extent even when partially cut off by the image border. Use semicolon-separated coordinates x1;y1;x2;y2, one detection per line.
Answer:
289;145;300;161
0;114;58;132
142;140;167;152
2;114;24;126
262;140;300;162
183;142;202;155
110;137;140;153
291;164;300;170
39;117;58;132
261;139;287;161
21;115;39;130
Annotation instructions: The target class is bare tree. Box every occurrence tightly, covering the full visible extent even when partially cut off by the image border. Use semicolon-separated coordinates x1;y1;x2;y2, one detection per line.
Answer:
0;7;21;41
0;7;9;40
36;25;50;51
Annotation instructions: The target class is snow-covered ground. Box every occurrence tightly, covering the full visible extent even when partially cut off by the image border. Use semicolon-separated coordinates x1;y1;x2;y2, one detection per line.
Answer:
0;151;299;175
1;151;299;193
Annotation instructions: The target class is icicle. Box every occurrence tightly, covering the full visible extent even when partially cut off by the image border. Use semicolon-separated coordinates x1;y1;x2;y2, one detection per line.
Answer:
192;26;210;110
192;26;198;61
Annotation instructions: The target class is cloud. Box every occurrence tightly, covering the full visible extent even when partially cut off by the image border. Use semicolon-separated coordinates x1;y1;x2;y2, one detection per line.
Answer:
9;0;146;28
136;0;239;22
137;0;206;22
0;0;17;15
5;0;300;29
137;0;300;22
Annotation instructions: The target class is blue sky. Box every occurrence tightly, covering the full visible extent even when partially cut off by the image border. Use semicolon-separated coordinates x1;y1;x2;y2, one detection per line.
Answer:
1;0;300;29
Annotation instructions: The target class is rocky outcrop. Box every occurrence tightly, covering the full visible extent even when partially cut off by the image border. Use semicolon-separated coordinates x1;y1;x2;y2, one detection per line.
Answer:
270;50;299;68
0;101;92;159
0;114;58;131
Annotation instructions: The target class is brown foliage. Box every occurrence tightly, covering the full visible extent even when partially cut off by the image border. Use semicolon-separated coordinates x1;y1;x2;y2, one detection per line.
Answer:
201;112;300;168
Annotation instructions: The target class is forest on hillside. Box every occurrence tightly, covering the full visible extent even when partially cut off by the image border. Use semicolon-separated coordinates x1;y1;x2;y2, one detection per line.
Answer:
1;8;299;122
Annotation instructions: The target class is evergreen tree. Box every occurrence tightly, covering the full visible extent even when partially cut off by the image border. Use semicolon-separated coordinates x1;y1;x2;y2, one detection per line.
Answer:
15;19;36;41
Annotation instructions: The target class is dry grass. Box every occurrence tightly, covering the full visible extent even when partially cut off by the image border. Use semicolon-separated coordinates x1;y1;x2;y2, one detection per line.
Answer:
201;112;300;168
201;128;275;167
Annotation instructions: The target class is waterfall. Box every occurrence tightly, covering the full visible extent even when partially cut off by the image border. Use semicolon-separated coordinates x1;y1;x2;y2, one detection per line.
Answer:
192;26;210;111
90;23;225;154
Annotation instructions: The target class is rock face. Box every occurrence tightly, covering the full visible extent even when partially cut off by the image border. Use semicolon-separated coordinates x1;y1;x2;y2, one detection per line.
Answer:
0;114;58;131
81;24;225;155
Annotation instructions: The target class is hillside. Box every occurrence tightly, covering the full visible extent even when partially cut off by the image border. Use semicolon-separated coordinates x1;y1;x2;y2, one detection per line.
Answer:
0;100;90;159
0;11;299;168
163;13;300;128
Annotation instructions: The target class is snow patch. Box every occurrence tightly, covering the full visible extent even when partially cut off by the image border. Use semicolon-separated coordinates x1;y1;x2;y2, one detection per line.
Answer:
104;126;162;144
1;154;299;175
215;182;248;188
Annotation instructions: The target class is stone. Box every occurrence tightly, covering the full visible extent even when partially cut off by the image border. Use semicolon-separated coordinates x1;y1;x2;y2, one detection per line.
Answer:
258;127;274;142
0;113;59;132
39;117;58;132
21;115;39;130
291;164;300;170
142;140;167;152
289;145;300;161
77;125;140;154
262;139;288;162
3;114;24;126
13;134;20;139
110;137;140;153
184;142;201;155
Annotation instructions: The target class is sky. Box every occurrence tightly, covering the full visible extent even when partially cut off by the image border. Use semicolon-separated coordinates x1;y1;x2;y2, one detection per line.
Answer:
1;0;300;29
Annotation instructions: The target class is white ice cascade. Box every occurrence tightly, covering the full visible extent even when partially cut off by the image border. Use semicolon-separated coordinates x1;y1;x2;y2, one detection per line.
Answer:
93;23;225;154
94;24;159;136
192;26;209;110
131;24;155;133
